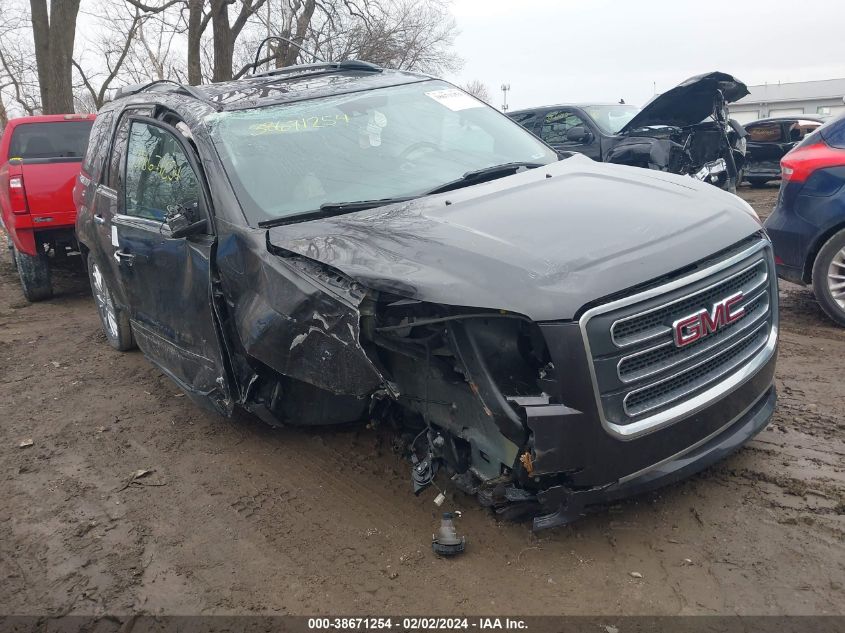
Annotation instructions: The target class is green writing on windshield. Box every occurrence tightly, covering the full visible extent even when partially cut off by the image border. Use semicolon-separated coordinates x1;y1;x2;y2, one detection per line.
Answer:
249;114;351;136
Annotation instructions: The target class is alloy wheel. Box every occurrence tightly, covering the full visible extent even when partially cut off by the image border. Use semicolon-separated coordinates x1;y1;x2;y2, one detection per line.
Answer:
91;261;119;338
828;246;845;309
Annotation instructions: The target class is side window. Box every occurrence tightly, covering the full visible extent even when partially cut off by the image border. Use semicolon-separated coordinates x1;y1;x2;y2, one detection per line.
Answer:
107;107;155;191
787;121;821;142
540;110;589;144
123;121;200;222
82;111;114;182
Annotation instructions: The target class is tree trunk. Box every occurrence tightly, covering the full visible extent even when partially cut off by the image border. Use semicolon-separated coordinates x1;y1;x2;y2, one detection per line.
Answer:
274;0;316;68
29;0;81;114
0;97;8;130
285;0;316;67
29;0;51;110
187;0;204;85
211;0;233;82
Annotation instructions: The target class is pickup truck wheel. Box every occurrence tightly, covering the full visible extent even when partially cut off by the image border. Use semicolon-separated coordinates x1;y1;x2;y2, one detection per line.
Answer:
87;255;135;351
812;229;845;327
14;248;52;301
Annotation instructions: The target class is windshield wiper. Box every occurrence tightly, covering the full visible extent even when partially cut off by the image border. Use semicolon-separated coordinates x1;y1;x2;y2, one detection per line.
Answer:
257;162;544;228
257;196;416;228
424;161;544;195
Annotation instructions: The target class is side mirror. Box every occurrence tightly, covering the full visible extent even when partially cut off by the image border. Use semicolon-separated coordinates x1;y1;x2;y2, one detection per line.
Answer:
165;202;207;238
566;126;590;143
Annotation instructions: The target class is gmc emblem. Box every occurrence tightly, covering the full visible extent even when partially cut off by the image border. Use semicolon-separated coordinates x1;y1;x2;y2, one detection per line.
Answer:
672;292;745;348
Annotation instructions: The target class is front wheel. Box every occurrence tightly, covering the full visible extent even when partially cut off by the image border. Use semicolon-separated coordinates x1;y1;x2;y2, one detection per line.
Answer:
87;254;135;350
812;229;845;327
14;247;52;301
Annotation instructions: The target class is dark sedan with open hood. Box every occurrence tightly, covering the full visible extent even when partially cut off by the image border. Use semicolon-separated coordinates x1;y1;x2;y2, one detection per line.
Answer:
75;62;777;530
509;71;749;192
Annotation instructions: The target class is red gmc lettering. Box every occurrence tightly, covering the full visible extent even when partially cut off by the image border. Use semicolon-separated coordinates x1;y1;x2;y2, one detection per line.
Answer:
672;292;746;348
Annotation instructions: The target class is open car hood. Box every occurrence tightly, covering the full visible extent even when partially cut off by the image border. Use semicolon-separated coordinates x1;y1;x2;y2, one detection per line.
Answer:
266;156;762;321
620;71;749;133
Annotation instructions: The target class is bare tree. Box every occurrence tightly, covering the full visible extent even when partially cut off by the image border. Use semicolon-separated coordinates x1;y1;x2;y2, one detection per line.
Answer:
0;4;41;116
251;0;461;74
0;0;462;115
460;79;490;103
30;0;82;113
73;5;144;109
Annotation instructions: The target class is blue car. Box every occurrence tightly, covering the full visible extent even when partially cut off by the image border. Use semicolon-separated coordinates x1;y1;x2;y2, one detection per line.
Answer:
764;113;845;326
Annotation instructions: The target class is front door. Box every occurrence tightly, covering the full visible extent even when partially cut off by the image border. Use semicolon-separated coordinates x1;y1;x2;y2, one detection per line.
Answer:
111;116;232;414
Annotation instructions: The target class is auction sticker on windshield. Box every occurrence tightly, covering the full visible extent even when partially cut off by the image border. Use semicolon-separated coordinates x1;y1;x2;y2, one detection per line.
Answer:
425;89;483;111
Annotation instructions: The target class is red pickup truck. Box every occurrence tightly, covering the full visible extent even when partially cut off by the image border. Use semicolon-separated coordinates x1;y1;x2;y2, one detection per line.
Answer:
0;114;96;300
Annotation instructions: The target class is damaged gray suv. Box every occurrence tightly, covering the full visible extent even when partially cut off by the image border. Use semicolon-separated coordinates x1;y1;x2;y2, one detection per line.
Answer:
75;61;778;529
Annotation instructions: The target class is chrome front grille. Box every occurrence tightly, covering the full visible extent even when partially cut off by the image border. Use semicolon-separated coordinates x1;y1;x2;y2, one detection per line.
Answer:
580;238;778;440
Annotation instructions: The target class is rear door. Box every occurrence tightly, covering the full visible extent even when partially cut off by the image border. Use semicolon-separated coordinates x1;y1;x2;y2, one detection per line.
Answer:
110;116;232;414
87;107;151;310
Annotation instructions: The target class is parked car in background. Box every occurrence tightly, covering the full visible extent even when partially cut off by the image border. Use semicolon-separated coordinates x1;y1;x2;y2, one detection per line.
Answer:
764;113;845;326
744;116;826;187
0;114;96;300
75;63;777;529
508;71;749;192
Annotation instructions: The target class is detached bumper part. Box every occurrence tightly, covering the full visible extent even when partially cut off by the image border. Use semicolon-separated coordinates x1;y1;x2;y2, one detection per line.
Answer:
532;386;776;531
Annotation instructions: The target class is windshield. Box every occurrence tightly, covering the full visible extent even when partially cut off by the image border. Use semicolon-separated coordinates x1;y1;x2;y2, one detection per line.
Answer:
582;104;641;134
206;80;558;224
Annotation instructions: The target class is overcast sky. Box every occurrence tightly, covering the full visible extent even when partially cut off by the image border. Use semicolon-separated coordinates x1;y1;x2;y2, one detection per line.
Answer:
446;0;845;110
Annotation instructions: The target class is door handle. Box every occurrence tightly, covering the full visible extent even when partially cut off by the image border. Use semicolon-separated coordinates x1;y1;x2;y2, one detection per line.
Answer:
114;250;135;266
94;214;106;225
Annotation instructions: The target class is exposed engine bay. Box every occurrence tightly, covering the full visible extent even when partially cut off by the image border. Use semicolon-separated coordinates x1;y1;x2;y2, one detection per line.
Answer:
605;72;749;191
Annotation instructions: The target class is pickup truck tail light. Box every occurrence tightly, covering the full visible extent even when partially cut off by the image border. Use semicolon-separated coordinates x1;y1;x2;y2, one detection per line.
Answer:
8;174;29;214
781;141;845;183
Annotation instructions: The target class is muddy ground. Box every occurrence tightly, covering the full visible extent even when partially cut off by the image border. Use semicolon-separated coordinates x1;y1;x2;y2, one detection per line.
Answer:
0;183;843;616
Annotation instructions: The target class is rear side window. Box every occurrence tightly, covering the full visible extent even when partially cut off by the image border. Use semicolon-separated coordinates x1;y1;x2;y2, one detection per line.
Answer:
820;115;845;149
124;121;199;221
8;120;94;160
746;122;784;143
82;112;114;180
795;114;845;150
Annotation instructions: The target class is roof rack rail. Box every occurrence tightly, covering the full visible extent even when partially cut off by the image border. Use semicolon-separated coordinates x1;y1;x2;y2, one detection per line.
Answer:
251;59;382;80
114;79;208;102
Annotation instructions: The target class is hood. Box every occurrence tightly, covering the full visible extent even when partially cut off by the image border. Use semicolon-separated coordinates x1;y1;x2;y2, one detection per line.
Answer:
267;155;763;321
620;71;749;133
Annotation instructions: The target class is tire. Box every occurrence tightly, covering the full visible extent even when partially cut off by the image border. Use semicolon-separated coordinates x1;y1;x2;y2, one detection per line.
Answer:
14;248;52;301
86;254;135;351
748;178;769;188
812;229;845;327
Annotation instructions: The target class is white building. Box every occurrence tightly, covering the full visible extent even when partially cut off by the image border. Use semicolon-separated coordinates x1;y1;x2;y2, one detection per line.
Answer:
729;78;845;124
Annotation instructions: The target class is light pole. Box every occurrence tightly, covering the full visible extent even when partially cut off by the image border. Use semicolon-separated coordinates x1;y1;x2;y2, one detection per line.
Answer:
501;83;511;112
